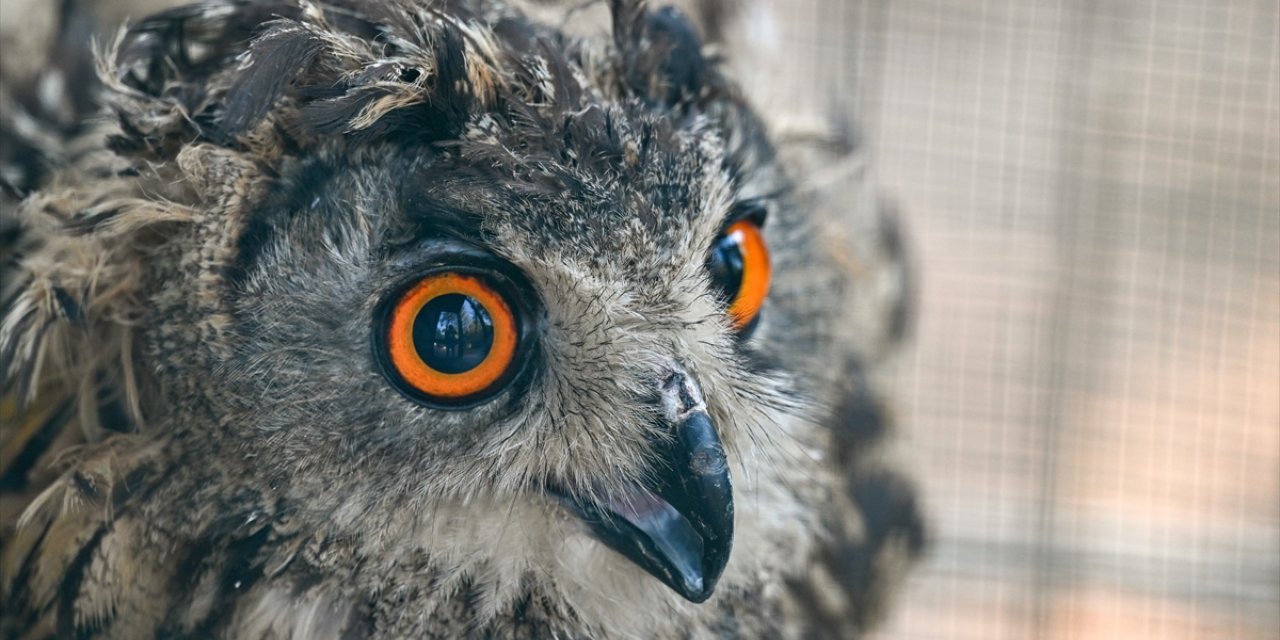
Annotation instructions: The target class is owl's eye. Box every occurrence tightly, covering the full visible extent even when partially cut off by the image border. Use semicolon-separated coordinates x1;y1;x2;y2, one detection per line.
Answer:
707;218;771;333
379;272;521;405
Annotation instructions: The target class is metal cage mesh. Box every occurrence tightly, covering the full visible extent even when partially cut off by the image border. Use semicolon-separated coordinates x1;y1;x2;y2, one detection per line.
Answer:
766;0;1279;637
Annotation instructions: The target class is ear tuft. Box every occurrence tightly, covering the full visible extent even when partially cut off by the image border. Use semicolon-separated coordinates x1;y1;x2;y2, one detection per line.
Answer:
609;0;718;107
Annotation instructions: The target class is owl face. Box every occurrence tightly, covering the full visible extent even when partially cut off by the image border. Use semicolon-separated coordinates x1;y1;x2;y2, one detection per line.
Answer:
4;0;845;619
208;101;814;602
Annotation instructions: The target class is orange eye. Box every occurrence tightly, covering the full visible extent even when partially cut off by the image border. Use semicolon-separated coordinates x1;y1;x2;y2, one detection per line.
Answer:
707;219;771;333
380;272;520;404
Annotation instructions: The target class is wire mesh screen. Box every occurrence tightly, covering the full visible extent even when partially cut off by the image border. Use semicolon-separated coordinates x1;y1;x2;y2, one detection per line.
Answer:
757;0;1279;637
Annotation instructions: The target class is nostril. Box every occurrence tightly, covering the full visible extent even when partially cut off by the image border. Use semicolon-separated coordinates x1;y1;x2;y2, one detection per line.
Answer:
658;365;707;423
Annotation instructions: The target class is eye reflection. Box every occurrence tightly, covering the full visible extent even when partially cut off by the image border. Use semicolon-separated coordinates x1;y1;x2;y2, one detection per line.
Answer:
413;293;495;374
708;231;747;304
706;219;770;333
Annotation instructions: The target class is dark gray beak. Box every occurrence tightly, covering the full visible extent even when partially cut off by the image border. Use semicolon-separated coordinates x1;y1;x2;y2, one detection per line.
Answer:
561;369;734;602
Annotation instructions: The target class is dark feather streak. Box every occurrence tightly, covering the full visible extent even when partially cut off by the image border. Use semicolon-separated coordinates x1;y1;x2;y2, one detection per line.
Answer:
0;400;75;492
56;525;109;638
222;23;326;136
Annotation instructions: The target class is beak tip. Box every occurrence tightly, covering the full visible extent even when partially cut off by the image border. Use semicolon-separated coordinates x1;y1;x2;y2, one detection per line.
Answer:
677;574;709;602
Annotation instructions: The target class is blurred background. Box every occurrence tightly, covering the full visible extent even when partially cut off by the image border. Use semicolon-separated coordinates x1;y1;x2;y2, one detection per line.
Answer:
756;1;1279;638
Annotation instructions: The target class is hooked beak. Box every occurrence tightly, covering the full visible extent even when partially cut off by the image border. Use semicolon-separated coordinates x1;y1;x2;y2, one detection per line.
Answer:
559;371;734;603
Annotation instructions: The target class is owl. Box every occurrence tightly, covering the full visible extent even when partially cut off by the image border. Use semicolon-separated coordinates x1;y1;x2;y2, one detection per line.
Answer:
0;0;924;637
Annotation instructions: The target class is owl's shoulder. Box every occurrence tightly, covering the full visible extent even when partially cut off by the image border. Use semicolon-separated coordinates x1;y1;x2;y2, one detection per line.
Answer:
1;435;174;636
781;367;927;638
0;432;339;638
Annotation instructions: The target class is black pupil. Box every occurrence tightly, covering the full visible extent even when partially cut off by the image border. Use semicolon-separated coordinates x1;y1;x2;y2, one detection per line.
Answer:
707;232;745;303
412;293;495;374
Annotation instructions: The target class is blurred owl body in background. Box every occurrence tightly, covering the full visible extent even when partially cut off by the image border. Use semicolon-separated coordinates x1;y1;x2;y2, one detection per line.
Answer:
0;0;923;637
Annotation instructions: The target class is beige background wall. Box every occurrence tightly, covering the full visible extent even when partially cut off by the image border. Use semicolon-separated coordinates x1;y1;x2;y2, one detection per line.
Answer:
757;1;1278;637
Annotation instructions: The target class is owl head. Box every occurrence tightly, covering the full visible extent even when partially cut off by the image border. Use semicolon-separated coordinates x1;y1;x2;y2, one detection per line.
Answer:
1;0;913;634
